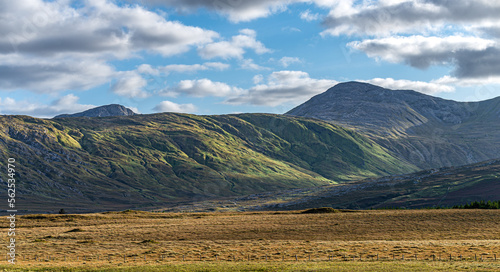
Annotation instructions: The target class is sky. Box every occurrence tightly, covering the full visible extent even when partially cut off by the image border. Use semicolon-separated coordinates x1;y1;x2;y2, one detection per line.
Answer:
1;0;500;118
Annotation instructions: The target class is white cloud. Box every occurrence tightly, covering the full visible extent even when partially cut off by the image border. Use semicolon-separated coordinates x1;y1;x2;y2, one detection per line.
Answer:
0;0;219;95
300;9;320;21
240;59;269;70
0;94;94;118
160;78;242;97
279;56;301;67
361;78;454;95
160;62;229;73
322;0;500;36
0;0;218;58
137;64;160;75
111;72;149;98
198;29;271;59
253;74;264;84
349;35;500;79
348;36;495;69
432;75;500;87
226;70;337;106
140;0;305;22
0;58;114;93
153;100;197;113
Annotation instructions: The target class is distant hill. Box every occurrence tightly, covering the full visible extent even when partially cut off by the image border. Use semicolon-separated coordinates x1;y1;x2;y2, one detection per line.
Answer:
0;113;415;213
54;104;136;118
287;82;500;169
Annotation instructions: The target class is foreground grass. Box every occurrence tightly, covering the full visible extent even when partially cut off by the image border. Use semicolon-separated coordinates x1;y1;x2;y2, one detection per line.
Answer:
1;210;499;271
2;261;500;272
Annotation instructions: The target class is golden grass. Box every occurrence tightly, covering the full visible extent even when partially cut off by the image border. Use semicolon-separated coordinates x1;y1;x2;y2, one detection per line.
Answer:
1;209;499;270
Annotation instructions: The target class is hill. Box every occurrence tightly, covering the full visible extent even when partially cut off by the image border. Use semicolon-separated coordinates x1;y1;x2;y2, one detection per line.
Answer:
287;82;500;169
54;104;136;118
167;158;500;211
0;113;415;213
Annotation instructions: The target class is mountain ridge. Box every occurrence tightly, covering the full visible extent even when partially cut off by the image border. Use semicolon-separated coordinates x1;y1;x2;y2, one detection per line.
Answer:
0;112;415;213
287;81;500;169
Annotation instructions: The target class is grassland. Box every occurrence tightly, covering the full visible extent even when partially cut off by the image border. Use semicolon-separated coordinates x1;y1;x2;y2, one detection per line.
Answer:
1;209;499;271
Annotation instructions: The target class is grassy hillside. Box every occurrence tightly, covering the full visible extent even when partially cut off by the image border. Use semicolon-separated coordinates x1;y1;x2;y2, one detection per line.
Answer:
0;113;415;213
171;159;500;211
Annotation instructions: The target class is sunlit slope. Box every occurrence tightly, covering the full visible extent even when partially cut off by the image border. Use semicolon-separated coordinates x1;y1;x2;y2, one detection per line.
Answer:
0;113;415;212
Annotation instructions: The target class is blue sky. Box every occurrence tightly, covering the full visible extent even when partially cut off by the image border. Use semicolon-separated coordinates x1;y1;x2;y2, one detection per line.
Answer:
1;0;500;117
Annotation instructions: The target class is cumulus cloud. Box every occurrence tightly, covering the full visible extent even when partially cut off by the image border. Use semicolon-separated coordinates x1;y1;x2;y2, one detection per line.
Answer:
111;72;149;98
0;0;218;58
279;56;301;67
153;100;197;113
0;0;219;95
160;78;242;97
160;62;229;73
253;74;264;84
0;59;114;93
240;59;269;70
198;29;271;59
349;35;500;79
0;94;94;118
322;0;500;36
432;75;500;87
361;78;454;95
137;64;160;75
138;0;302;22
348;35;495;69
300;9;320;21
226;70;337;106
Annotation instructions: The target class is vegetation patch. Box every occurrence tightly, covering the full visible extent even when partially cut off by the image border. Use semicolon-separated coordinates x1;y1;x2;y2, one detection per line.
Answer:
453;200;500;209
301;207;340;214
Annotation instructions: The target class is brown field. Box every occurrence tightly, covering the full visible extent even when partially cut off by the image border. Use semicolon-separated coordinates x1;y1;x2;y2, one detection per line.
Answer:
2;209;500;271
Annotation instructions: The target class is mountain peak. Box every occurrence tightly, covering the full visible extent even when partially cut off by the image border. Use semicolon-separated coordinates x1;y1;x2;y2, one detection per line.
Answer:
54;104;136;118
286;82;465;127
286;81;500;170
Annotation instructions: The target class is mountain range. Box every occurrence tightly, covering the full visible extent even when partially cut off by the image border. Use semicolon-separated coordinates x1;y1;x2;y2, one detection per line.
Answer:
0;112;414;213
287;82;500;169
1;81;499;213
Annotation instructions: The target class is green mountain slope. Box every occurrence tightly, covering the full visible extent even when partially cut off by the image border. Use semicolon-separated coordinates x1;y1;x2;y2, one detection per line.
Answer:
0;113;416;213
173;159;500;212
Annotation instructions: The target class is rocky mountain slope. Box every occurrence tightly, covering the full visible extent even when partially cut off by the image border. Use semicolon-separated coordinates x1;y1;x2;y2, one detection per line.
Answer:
287;82;500;169
54;104;136;118
0;113;415;213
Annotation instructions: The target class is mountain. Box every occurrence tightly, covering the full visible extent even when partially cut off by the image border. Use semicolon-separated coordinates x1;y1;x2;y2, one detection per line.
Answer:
287;82;500;169
54;104;136;118
0;113;416;213
168;158;500;211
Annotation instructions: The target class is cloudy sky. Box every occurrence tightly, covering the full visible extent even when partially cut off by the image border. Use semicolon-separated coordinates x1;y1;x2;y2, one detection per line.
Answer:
1;0;500;117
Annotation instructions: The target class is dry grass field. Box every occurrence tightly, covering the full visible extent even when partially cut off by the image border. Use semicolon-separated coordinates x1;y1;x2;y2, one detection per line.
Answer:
1;209;500;271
